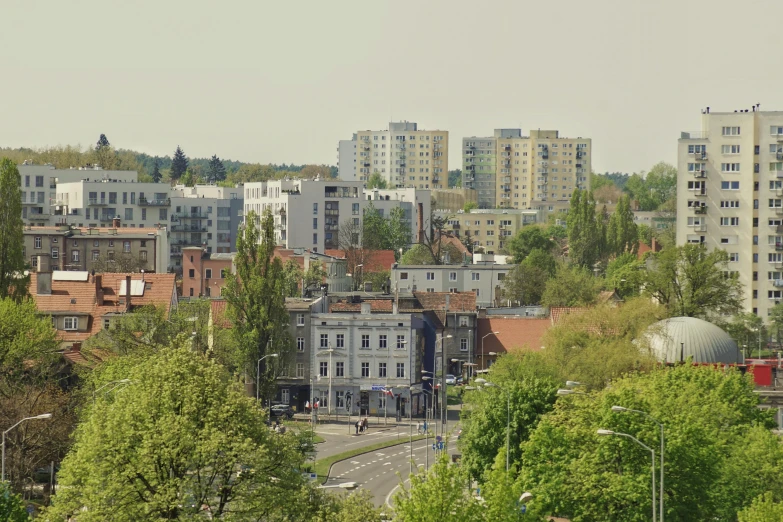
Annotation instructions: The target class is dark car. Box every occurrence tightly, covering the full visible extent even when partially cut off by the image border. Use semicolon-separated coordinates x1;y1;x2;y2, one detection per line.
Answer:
270;404;294;419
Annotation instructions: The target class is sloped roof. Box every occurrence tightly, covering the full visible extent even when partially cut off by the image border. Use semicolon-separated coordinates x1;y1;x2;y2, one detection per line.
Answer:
414;292;476;312
550;306;587;325
330;299;394;313
209;299;231;328
477;316;551;355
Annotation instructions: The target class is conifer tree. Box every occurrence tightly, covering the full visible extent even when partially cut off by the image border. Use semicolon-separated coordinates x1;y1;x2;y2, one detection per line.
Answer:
170;146;188;180
151;158;162;183
207;154;227;183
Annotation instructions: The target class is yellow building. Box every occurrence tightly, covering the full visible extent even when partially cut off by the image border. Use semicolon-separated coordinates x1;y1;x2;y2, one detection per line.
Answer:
438;209;541;255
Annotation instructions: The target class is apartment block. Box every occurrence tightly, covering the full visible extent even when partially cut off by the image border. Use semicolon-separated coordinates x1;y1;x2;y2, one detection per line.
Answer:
181;247;234;298
390;263;512;308
438;209;541;254
676;105;783;317
463;129;591;210
19;164;136;226
23;224;169;273
243;179;430;253
337;135;358;181
351;121;449;189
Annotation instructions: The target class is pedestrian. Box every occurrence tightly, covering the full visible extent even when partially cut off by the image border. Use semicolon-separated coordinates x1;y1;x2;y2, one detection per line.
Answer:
305;400;310;414
355;420;360;435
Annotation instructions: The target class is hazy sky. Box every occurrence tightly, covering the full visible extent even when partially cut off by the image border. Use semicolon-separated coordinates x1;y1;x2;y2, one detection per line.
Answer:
1;0;781;174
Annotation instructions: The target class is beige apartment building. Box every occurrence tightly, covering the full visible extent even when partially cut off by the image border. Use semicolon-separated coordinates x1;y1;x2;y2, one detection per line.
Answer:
437;209;541;254
463;129;591;210
352;121;449;189
676;105;783;318
23;223;169;273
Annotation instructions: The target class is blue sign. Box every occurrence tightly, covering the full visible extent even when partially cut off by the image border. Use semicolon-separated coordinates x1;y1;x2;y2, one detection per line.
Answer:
370;385;386;391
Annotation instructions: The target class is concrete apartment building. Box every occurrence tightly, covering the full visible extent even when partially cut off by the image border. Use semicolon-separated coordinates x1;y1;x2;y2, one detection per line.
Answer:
463;129;591;210
390;263;512;308
23;224;169;273
243;179;430;253
337;135;357;181
676;105;783;317
340;121;449;189
438;209;541;254
169;184;243;272
19;164;137;226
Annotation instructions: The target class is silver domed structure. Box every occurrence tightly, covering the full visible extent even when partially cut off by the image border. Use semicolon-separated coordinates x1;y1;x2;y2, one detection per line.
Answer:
644;317;743;364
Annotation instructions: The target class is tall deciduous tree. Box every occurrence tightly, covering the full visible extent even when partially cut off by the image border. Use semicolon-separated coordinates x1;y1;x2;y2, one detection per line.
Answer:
0;159;27;299
170;145;188;181
506;226;554;264
365;171;387;189
223;209;293;400
151;157;162;183
566;189;602;269
643;244;744;319
207;154;227;183
540;262;602;308
607;194;638;257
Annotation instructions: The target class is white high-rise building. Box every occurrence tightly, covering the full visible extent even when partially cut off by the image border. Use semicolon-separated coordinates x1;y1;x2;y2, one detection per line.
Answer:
337;135;357;181
676;105;783;317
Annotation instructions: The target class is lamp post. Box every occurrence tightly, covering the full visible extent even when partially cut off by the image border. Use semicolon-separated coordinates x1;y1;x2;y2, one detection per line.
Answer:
2;413;53;482
93;379;131;404
436;334;452;432
386;340;407;426
481;331;500;371
556;389;587;396
612;406;665;522
256;353;279;403
477;378;511;472
598;429;656;522
421;374;439;437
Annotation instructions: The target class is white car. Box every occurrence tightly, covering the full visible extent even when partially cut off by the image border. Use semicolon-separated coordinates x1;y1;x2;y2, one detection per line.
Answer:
445;374;457;385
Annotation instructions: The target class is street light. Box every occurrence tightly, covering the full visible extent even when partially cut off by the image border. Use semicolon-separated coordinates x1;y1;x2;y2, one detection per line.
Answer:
256;353;279;402
93;379;131;404
2;413;53;482
612;406;665;522
434;334;452;433
386;340;407;426
556;389;586;396
565;380;583;387
394;384;414;475
482;380;511;472
481;331;500;371
598;429;656;522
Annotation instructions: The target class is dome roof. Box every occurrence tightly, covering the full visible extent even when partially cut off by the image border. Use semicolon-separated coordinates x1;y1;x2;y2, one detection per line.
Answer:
645;317;743;364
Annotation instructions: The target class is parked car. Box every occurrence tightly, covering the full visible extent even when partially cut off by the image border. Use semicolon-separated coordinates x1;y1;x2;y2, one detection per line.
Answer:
445;374;457;385
270;404;294;419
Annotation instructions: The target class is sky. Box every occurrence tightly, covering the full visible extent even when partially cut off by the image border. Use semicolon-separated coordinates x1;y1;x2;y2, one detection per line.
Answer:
1;0;781;174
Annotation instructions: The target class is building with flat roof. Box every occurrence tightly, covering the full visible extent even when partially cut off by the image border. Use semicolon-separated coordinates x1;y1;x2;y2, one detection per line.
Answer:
337;135;358;181
438;208;541;254
390;263;512;308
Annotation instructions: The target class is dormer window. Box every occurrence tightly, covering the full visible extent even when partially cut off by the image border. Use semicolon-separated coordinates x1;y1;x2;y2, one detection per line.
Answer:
64;317;79;330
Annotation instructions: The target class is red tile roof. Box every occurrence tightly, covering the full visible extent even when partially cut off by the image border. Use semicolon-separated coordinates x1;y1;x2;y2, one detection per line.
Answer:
413;292;476;312
329;299;394;313
209;299;231;328
29;272;177;345
476;316;551;355
549;307;587;325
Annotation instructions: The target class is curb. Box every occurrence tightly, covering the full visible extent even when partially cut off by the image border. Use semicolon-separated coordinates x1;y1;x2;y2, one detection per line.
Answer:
322;437;427;485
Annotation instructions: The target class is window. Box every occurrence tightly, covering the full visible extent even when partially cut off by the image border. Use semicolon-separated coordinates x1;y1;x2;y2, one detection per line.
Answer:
771;126;783;136
205;268;212;279
722;126;740;136
688;144;706;154
396;335;406;349
361;334;370;349
721;163;741;172
35;175;43;187
71;250;79;262
125;208;133;221
471;272;480;281
459;316;469;327
379;394;386;409
378;362;387;378
720;201;740;208
92;250;100;261
320;333;328;348
297;313;305;326
336;361;344;377
721;181;740;190
449;272;457;281
313;233;317;244
336;390;345;408
64;317;78;330
729;253;739;262
361;362;370;378
313;203;318;214
51;247;59;259
400;272;408;280
141;208;146;220
159;209;167;220
722;145;741;154
296;363;305;378
313;218;317;229
396;362;405;378
379;334;387;349
460;338;468;351
188;269;195;278
297;337;305;351
319;362;328;377
720;217;739;226
335;333;344;348
34;237;41;249
220;269;226;279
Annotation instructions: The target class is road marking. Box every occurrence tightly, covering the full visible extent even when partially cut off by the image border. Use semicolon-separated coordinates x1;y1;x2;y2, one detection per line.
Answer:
384;462;391;466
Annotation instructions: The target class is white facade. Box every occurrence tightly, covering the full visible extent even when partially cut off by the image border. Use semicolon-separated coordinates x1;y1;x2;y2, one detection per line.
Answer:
243;179;430;253
676;106;783;317
309;310;421;416
19;165;137;225
390;263;511;308
337;136;357;181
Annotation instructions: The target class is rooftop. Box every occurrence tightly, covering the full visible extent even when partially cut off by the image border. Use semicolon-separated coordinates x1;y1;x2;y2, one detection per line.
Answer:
477;316;551;354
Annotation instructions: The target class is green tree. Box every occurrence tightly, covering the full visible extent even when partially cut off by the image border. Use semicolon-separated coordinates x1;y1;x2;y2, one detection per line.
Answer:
607;195;638;257
362;203;389;251
501;264;548;305
624;162;677;211
448;168;462;188
387;206;412;259
541;263;602;308
151;157;162;183
45;348;321;521
207;154;227;183
179;169;195;187
223;209;293;401
769;302;783;348
605;252;645;298
507;226;554;264
590;173;616;191
637;223;653;245
463;201;478;212
170;145;188;180
0;159;27;300
282;258;303;298
399;243;435;265
738;492;783;522
365;171;387;189
566;190;602;269
90;252;144;273
93;133;117;170
720;312;766;358
643;244;744;319
0;482;28;521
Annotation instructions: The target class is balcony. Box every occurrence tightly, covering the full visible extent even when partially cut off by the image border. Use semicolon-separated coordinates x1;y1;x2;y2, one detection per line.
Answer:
695;224;707;232
778;152;783;160
173;211;208;219
680;131;709;140
776;207;783;215
693;169;706;178
171;225;207;232
88;198;108;206
774;279;783;287
694;206;707;214
776;243;783;251
139;197;170;206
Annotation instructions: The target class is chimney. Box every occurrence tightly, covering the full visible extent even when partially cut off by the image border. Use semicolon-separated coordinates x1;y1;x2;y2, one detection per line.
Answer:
651;236;658;252
95;274;104;306
112;216;121;228
364;281;373;292
36;254;52;295
125;275;132;312
417;202;425;243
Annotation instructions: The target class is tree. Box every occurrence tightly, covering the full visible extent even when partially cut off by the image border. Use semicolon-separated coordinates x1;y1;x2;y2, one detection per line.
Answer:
45;348;323;520
769;302;783;348
0;159;27;300
541;263;602;308
605;252;645;297
223;209;293;401
90;253;144;273
179;169;196;187
566;190;602;269
643;244;744;319
399;243;435;265
0;482;28;521
607;195;638;257
720;312;766;358
738;492;783;522
365;171;387;189
93;133;117;170
170;145;188;181
151;157;162;183
593;183;624;205
337;217;374;290
386;206;412;259
506;226;554;264
502;264;549;306
448;168;462;188
463;201;478;212
516;364;780;521
207;154;227;184
624;162;677;211
299;164;333;179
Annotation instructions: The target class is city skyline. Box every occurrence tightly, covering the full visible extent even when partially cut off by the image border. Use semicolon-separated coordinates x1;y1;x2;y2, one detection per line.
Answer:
2;0;782;174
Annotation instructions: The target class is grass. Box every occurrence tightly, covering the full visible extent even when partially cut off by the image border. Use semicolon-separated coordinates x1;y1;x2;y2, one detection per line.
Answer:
308;434;427;484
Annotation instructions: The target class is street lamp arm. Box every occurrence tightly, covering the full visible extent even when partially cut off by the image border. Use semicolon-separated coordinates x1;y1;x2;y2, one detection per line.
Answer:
613;432;654;453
